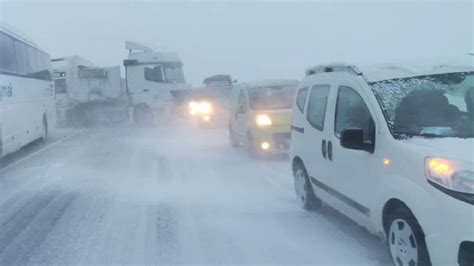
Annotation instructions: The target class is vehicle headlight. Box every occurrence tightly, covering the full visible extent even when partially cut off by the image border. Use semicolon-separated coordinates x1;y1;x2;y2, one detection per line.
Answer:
189;101;198;115
425;157;474;194
197;101;212;115
256;114;272;126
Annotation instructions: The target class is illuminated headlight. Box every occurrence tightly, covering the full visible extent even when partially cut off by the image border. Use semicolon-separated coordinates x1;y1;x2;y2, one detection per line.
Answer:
197;101;212;115
256;114;272;126
425;157;474;194
189;101;198;115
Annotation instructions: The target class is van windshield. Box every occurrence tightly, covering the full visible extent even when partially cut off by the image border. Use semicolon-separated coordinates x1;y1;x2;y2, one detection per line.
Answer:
248;85;296;110
371;72;474;138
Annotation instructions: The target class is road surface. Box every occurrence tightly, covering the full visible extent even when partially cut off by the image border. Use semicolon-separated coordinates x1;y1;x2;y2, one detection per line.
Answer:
0;120;391;265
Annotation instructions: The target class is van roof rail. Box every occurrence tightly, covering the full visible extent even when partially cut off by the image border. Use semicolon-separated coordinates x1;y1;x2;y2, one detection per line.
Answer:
305;63;362;76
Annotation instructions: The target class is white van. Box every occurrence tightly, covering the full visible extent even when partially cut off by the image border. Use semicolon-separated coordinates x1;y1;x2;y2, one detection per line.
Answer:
290;63;474;266
0;23;55;158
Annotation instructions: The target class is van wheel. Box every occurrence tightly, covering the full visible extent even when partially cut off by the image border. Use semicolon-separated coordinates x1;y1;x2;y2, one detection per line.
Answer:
229;127;239;148
386;208;431;266
134;105;153;126
40;116;48;144
247;133;260;158
293;161;321;211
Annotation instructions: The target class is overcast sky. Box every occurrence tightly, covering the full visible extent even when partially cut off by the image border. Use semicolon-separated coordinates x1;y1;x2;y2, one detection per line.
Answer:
1;0;472;86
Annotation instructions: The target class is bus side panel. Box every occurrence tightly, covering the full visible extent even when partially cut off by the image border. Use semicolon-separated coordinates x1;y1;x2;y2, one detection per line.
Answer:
0;74;54;158
0;94;3;158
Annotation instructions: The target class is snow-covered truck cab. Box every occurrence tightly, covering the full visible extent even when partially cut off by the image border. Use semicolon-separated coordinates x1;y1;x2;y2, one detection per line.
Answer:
290;63;474;266
52;56;94;124
123;41;190;125
52;56;127;126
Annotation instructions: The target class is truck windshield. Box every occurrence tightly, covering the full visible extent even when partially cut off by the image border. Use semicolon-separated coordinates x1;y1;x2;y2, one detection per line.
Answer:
249;85;296;110
164;66;185;83
371;72;474;138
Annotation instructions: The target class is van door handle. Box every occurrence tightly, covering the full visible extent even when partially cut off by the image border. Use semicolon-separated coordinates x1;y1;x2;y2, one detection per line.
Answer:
321;139;327;159
327;141;333;161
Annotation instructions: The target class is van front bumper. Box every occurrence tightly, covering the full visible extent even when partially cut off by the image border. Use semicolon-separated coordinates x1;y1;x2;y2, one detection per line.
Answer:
251;125;291;153
423;189;474;265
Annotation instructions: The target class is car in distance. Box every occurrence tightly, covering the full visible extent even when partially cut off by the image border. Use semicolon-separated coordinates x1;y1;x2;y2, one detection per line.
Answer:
229;80;298;157
290;63;474;266
188;74;233;128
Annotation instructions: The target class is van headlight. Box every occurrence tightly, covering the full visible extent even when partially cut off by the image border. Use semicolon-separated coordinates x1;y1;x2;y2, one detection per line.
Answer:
256;114;272;127
425;157;474;194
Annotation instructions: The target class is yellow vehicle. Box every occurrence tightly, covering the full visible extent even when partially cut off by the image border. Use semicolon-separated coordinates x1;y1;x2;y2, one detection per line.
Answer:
228;80;298;157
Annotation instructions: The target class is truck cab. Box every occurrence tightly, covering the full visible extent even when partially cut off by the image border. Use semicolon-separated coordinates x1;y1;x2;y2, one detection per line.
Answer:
52;56;94;125
52;56;127;126
123;41;190;125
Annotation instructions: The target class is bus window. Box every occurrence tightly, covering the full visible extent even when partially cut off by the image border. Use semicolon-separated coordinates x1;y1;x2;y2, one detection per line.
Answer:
26;45;39;78
36;51;52;80
14;41;29;75
0;32;19;74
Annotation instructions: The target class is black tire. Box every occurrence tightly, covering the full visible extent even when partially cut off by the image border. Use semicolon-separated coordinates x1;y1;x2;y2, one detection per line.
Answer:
293;161;322;211
40;115;48;144
134;106;153;127
229;127;239;148
247;133;259;158
385;207;431;266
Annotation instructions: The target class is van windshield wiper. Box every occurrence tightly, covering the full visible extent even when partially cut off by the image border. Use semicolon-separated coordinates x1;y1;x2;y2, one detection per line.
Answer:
393;131;446;138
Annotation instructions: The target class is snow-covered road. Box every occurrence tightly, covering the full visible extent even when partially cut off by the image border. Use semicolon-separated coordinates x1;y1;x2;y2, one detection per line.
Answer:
0;120;391;265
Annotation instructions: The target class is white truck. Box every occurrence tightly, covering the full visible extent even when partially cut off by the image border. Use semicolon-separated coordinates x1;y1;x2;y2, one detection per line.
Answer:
52;56;128;126
123;41;190;125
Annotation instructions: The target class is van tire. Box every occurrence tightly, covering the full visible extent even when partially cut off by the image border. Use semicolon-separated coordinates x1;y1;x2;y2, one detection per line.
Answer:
386;207;431;266
40;115;48;144
229;127;239;148
247;133;260;158
293;160;321;211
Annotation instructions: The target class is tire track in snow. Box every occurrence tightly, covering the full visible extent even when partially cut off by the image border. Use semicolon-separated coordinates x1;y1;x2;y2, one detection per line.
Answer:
0;190;76;264
154;203;181;264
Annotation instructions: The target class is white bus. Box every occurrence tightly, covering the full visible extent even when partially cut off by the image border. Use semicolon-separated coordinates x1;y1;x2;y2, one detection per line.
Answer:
0;23;55;158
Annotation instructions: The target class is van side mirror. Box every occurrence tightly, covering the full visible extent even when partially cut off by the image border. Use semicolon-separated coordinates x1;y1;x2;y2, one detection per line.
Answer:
340;128;374;153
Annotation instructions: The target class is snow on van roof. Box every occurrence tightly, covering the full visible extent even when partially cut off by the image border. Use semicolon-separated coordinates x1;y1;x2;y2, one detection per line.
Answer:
0;22;38;48
305;63;474;83
359;64;474;83
241;79;299;88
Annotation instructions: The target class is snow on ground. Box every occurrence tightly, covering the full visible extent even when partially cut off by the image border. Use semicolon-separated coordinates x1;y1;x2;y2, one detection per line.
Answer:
0;120;391;265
